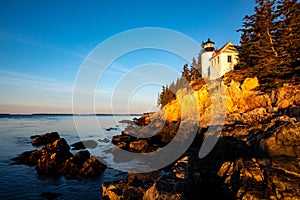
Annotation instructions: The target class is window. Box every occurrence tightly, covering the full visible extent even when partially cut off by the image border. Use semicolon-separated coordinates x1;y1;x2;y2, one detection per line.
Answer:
228;55;232;63
217;56;219;64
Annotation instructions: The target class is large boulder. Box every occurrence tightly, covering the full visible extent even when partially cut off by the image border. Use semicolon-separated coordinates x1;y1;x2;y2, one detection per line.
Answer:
143;175;187;200
70;140;98;150
128;171;161;189
48;137;69;150
241;77;259;92
102;182;124;200
36;138;73;176
31;132;60;146
252;117;300;157
78;156;107;178
102;181;145;200
59;150;91;179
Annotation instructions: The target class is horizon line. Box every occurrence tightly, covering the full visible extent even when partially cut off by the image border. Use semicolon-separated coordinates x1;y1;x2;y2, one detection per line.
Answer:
0;113;145;116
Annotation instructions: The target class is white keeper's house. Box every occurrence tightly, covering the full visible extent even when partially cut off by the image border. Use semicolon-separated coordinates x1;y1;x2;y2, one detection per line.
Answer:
200;38;239;79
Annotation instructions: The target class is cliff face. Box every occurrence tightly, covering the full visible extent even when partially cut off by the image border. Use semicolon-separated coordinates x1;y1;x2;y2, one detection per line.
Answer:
102;76;300;200
162;77;300;124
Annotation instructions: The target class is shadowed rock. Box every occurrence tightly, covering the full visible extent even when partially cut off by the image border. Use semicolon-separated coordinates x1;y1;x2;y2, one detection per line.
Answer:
59;150;91;178
36;138;73;176
70;140;98;150
102;171;161;200
79;156;107;178
143;176;187;200
31;132;60;146
11;150;42;166
59;150;106;179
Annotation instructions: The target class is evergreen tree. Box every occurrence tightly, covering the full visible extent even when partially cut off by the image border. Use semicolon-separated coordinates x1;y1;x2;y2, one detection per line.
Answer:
238;0;278;72
190;65;201;81
237;12;261;68
276;0;300;68
157;84;176;107
182;64;191;82
197;51;203;75
158;86;166;106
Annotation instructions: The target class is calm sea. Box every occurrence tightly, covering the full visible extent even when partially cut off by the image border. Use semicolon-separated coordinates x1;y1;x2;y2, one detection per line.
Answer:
0;114;140;200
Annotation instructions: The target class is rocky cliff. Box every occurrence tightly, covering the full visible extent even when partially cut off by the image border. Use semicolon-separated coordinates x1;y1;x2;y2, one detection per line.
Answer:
163;77;300;123
103;76;300;200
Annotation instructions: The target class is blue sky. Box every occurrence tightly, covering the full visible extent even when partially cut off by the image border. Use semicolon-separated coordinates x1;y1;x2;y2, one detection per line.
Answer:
0;0;256;114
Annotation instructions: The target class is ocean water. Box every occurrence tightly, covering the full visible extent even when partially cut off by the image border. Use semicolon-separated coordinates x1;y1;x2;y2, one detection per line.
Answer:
0;114;140;200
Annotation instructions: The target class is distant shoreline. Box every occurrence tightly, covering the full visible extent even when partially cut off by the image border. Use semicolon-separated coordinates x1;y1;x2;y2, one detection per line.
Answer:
0;113;143;118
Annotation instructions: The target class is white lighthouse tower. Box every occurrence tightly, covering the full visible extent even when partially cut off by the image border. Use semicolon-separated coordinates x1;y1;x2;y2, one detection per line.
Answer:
200;38;215;78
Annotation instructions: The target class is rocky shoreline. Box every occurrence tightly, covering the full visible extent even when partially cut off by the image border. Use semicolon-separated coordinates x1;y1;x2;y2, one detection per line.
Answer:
102;114;300;199
102;77;300;200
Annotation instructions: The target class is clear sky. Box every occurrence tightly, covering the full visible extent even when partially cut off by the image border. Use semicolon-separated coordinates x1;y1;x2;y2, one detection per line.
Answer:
0;0;256;114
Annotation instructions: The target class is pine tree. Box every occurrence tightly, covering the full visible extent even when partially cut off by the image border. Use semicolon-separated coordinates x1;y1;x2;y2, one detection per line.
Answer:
158;86;166;106
190;65;201;81
197;51;203;75
237;11;261;68
182;64;191;82
157;84;176;107
276;0;300;68
238;0;278;72
167;86;176;103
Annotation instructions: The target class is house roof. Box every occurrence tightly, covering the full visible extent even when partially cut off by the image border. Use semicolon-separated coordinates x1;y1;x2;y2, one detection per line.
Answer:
213;49;220;54
210;41;237;59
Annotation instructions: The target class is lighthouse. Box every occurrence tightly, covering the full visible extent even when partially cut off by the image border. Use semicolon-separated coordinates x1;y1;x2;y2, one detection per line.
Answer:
200;38;215;78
